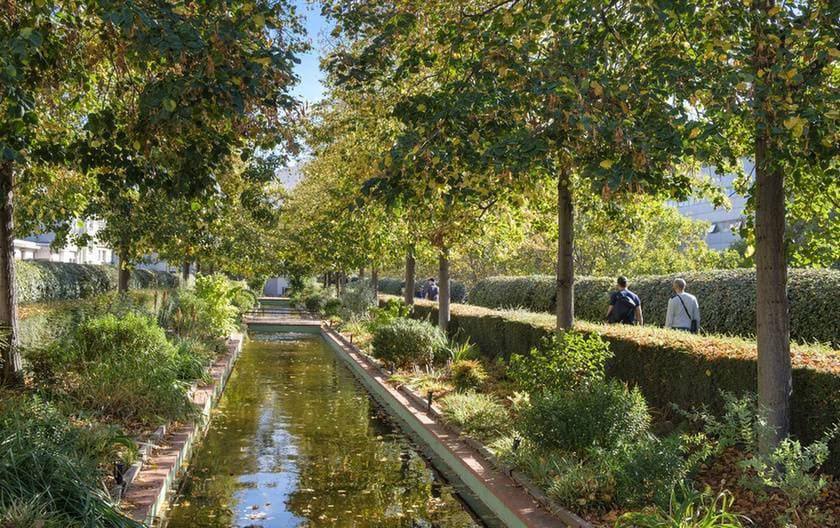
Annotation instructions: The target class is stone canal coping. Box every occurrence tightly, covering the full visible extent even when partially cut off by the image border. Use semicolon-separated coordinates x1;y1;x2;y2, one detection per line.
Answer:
120;333;244;526
320;326;592;528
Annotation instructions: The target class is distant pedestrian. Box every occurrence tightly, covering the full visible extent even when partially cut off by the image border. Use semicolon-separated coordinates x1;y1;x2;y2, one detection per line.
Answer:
665;278;700;333
607;276;643;325
424;278;439;301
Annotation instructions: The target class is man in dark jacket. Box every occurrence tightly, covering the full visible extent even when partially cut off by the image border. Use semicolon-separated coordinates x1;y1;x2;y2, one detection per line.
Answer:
606;276;643;325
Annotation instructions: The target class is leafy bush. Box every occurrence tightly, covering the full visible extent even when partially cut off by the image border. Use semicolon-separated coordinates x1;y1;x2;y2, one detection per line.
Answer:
371;318;446;368
469;269;839;345
740;433;834;510
16;260;178;304
29;313;195;425
608;434;694;509
521;379;650;454
450;360;488;390
439;391;511;441
366;297;413;332
508;331;612;395
615;485;748;528
339;282;376;319
0;394;141;527
192;274;240;336
323;298;343;317
304;292;327;313
230;286;257;315
680;392;759;450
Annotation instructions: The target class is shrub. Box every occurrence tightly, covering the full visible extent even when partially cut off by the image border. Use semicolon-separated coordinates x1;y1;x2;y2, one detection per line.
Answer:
521;379;650;454
339;282;376;319
739;432;835;510
304;292;327;313
230;286;257;315
439;391;511;441
367;297;412;329
377;277;403;296
29;313;194;425
323;298;343;317
192;274;240;336
450;360;488;390
371;318;446;368
0;394;141;528
469;269;839;345
508;331;612;395
608;434;693;509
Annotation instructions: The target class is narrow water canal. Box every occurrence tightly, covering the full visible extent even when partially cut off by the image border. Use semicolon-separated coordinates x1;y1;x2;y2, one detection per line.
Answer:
164;333;485;527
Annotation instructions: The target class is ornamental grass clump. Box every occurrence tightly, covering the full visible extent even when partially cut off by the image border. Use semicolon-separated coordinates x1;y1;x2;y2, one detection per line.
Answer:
439;391;511;442
450;359;488;390
371;318;446;368
29;313;195;426
0;394;141;528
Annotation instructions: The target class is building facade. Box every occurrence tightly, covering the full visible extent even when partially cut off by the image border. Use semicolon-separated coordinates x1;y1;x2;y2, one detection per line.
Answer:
672;162;751;251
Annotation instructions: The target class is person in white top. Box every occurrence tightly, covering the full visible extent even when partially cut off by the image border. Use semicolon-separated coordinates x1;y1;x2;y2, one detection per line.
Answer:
665;278;700;333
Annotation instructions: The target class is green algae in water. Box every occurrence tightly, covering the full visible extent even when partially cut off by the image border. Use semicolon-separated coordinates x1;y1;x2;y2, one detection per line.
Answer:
165;335;483;527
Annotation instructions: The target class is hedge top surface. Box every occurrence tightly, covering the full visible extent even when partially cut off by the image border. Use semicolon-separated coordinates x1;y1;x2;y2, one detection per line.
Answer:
468;269;840;346
385;295;840;374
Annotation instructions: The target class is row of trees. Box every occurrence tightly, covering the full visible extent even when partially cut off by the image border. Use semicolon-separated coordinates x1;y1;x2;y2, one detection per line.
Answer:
284;0;838;458
1;0;305;384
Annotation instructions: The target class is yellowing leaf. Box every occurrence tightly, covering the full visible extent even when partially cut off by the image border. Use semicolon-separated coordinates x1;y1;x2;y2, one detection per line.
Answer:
502;12;513;27
590;81;603;97
254;14;265;26
254;56;271;65
416;103;427;113
599;159;614;169
689;127;701;139
163;98;177;112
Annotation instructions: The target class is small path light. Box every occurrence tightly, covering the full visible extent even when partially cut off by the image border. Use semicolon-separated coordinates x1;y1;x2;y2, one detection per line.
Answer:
427;390;434;412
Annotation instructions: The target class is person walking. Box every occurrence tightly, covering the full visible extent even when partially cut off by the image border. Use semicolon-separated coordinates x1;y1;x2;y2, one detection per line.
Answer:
665;278;700;333
607;276;643;325
423;277;439;301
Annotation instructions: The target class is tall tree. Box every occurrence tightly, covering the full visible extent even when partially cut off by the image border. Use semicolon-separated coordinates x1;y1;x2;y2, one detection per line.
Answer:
665;0;838;451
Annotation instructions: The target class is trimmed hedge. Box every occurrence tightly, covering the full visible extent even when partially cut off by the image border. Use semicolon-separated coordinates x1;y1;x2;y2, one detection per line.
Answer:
384;294;840;474
469;269;840;345
377;276;467;303
16;261;178;304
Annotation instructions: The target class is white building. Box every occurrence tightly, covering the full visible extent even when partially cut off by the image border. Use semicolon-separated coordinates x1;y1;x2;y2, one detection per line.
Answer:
672;161;751;251
14;219;113;265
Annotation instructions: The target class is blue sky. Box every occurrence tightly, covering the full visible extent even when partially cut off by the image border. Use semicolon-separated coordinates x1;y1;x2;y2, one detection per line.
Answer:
291;0;331;105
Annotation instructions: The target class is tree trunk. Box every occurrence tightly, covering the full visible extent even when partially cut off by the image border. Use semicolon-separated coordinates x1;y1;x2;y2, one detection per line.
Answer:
359;267;365;280
0;162;21;386
370;266;379;300
335;272;341;297
324;272;329;289
438;249;451;332
755;129;791;454
556;171;575;332
404;244;416;305
118;254;130;294
181;259;191;284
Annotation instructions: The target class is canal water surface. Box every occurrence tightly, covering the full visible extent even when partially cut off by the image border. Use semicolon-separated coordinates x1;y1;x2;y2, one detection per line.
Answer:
164;333;485;527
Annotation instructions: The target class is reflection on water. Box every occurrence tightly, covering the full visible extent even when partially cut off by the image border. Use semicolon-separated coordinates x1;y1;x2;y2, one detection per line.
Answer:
165;334;482;528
